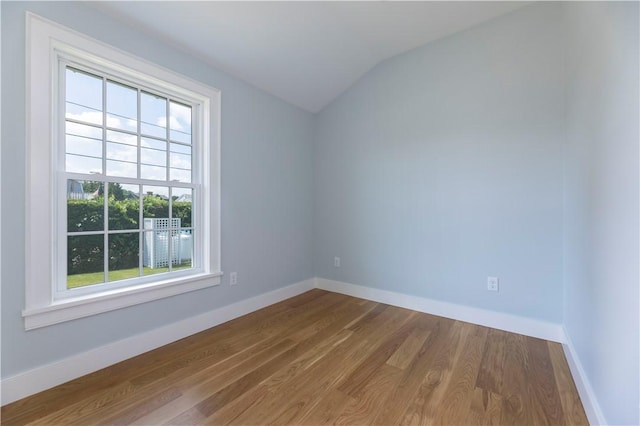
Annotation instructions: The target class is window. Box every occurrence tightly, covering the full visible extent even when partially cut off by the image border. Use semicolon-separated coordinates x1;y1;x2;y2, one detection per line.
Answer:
24;14;221;330
62;67;198;295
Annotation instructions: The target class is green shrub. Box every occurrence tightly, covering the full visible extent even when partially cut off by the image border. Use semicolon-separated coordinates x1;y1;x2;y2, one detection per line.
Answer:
68;234;103;274
67;196;192;275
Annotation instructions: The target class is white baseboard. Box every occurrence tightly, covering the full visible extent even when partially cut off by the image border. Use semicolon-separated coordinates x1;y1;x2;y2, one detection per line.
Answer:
1;278;315;406
562;328;607;426
315;278;566;343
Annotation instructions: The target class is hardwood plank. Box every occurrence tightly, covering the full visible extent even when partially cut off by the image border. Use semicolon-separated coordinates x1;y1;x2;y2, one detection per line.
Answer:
465;387;503;425
28;295;345;426
93;387;182;426
255;328;396;425
134;298;374;424
401;320;467;425
475;328;508;394
500;332;533;425
198;383;271;426
219;306;416;425
166;338;300;424
548;341;589;425
2;291;589;426
373;314;452;425
169;297;377;422
218;329;356;425
345;302;388;332
334;363;405;425
296;390;355;425
129;290;346;387
525;336;565;425
45;337;297;426
4;361;136;425
337;310;419;397
386;326;431;370
100;295;360;425
431;323;488;425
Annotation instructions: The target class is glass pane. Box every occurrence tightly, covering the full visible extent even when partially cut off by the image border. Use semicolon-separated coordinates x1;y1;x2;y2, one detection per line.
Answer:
107;142;137;164
170;168;191;183
66;68;103;126
106;159;137;179
141;147;166;167
142;137;166;151
141;92;166;138
106;81;137;132
108;232;140;282
66;121;103;141
107;129;137;146
170;152;191;170
66;134;102;159
172;187;192;228
176;229;193;270
65;122;103;174
143;186;169;220
169;101;191;144
67;234;104;289
66;103;102;126
66;154;102;174
67;180;103;232
170;142;191;155
108;183;140;230
141;164;166;181
142;230;169;275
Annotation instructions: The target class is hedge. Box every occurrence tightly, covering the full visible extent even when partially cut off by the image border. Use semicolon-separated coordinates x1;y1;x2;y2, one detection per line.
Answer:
67;196;192;275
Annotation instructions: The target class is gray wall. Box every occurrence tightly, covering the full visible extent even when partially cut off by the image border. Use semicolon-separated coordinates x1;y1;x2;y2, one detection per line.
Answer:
314;3;565;323
1;2;314;377
563;3;639;425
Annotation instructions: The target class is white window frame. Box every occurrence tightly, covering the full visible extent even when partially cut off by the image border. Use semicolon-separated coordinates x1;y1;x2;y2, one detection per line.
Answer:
24;13;222;330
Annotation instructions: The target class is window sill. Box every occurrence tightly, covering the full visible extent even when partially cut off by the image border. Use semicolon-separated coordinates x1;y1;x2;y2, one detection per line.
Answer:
22;272;222;330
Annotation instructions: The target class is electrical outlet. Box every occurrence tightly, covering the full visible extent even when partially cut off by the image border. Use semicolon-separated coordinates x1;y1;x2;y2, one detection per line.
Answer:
334;257;341;268
230;272;238;286
487;276;499;292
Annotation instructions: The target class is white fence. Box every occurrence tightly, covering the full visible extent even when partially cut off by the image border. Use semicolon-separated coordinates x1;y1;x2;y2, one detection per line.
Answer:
143;218;192;268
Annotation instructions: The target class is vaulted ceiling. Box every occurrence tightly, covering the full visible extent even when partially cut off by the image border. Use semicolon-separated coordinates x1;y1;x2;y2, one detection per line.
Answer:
92;2;529;113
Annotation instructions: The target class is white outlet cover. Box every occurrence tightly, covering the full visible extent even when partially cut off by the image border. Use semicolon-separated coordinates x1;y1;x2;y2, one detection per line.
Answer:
487;276;499;291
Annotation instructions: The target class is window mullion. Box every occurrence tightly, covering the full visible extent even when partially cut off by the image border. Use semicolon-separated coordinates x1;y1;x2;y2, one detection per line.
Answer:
192;106;199;270
137;89;143;279
102;76;107;178
102;77;109;285
62;172;193;189
103;182;109;284
137;89;142;180
166;99;173;273
165;98;171;182
59;60;69;296
169;187;173;273
139;183;143;278
67;230;106;236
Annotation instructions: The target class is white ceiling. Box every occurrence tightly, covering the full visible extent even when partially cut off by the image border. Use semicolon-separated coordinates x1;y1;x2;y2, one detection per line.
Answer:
92;2;529;113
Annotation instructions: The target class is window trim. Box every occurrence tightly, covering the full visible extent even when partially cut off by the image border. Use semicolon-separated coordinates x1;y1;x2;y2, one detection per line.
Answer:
24;13;222;330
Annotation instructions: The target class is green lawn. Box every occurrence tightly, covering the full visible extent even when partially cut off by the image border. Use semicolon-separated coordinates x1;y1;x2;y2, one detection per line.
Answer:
67;262;192;288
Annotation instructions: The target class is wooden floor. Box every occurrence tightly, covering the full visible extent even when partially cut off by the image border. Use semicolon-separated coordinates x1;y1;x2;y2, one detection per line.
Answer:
2;290;588;425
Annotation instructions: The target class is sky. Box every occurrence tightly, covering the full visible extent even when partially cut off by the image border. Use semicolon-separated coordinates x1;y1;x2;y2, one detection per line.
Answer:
65;67;193;188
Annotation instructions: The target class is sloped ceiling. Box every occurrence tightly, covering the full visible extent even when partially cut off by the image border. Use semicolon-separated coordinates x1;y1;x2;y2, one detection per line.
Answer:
92;2;529;113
